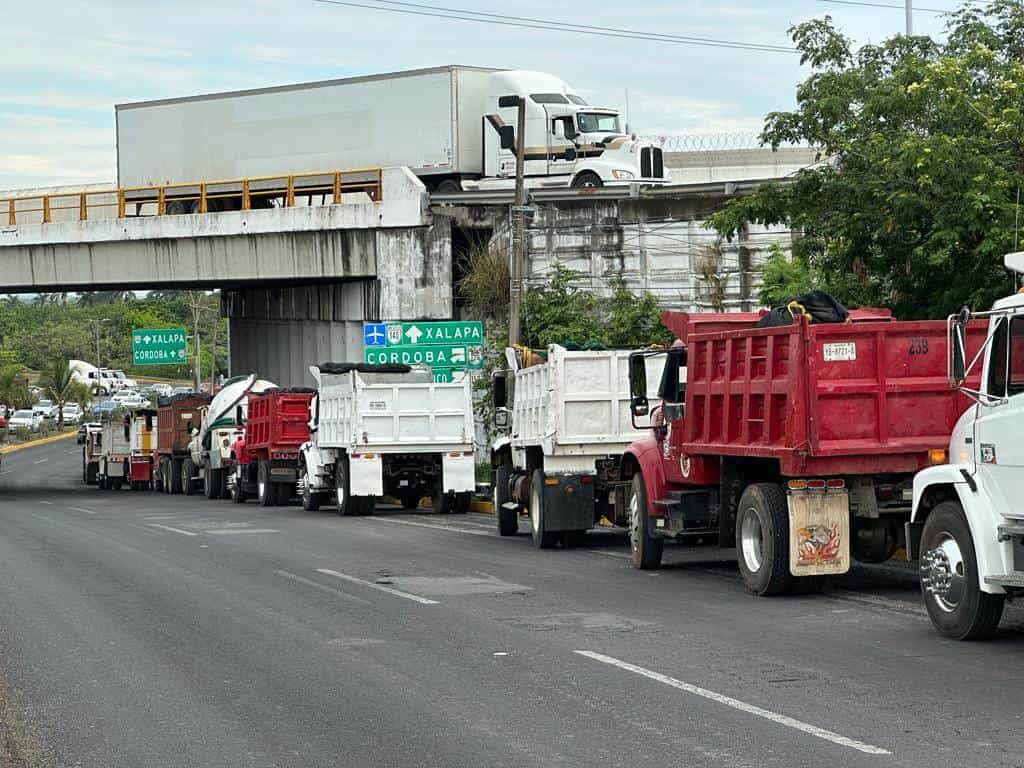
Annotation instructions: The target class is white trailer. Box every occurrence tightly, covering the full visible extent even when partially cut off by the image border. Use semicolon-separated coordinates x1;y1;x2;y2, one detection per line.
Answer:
115;66;669;197
910;251;1024;640
299;363;475;516
490;345;667;548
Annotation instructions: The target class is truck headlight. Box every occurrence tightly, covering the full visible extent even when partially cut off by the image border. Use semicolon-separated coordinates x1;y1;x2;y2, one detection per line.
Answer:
612;169;635;180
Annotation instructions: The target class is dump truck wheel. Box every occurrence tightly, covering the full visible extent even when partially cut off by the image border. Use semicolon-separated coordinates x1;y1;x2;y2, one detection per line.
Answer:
300;464;321;512
529;469;559;549
920;500;1004;640
452;492;470;514
335;457;357;516
181;458;197;496
231;466;247;504
169;458;183;495
257;461;275;507
494;465;517;536
629;472;663;569
735;483;792;596
275;481;293;506
563;530;586;548
205;468;221;500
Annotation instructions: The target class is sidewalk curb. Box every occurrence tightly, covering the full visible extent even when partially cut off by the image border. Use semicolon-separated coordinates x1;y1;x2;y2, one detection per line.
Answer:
0;430;76;455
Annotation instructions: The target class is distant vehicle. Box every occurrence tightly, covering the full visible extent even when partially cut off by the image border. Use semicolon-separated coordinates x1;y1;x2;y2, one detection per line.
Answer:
111;389;139;402
7;410;39;432
70;360;135;395
171;386;193;397
33;399;55;419
119;396;151;410
77;422;100;444
92;400;120;416
146;383;173;398
61;403;84;423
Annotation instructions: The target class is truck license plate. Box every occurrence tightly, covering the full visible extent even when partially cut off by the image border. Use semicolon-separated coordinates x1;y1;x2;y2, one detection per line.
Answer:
823;342;856;362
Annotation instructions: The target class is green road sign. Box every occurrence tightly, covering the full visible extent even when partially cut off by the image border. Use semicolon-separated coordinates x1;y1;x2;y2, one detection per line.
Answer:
363;321;484;373
132;327;187;366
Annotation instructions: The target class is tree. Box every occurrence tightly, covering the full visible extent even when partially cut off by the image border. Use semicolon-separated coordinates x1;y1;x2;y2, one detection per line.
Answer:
0;366;31;411
710;0;1024;319
40;359;75;428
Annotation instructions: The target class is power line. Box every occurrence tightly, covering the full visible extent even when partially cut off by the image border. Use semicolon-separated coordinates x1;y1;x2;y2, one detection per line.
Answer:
314;0;797;53
818;0;950;15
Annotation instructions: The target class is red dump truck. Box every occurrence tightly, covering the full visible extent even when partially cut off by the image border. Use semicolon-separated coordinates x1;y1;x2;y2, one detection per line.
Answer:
152;393;212;494
622;309;985;595
230;388;314;506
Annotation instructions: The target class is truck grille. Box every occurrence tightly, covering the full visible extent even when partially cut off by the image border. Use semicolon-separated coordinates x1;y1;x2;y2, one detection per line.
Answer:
640;147;664;178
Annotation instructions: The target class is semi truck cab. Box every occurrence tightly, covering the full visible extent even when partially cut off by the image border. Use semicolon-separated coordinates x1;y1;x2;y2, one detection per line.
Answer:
910;251;1024;639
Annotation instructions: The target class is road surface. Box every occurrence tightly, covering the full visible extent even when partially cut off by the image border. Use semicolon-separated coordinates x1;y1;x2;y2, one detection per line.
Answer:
0;439;1021;767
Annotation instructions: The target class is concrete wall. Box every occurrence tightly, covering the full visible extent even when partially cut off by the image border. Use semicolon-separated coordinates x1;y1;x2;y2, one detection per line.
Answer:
664;147;820;185
489;194;791;313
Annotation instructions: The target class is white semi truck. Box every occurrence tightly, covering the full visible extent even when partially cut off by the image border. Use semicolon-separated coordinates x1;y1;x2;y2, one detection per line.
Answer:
910;251;1024;639
490;345;666;547
115;66;669;197
299;363;475;515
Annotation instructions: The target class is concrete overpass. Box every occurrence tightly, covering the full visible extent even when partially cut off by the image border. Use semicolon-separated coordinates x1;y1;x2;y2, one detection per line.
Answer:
0;168;451;386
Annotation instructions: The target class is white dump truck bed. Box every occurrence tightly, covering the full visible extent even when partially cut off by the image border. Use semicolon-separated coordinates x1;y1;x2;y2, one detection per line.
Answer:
100;420;132;459
511;345;668;457
316;366;474;453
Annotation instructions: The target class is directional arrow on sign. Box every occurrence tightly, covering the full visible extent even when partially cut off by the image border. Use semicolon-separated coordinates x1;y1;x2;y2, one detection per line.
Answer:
143;335;152;344
405;325;423;344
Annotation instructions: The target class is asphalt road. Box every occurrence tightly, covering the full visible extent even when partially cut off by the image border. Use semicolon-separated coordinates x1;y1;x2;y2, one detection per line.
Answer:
1;439;1022;767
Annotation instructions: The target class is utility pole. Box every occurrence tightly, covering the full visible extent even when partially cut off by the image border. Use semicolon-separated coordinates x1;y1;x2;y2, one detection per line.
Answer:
90;318;110;390
507;96;528;347
905;0;913;35
186;292;210;392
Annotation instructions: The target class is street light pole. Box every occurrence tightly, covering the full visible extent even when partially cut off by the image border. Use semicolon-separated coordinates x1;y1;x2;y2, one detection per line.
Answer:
905;0;913;35
508;96;528;348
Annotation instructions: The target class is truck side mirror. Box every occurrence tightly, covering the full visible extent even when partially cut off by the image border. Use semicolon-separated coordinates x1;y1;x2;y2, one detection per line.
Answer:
493;408;510;429
553;121;565;140
492;370;507;409
145;413;153;431
235;405;243;424
564;120;578;141
950;310;968;385
498;125;516;151
629;353;649;417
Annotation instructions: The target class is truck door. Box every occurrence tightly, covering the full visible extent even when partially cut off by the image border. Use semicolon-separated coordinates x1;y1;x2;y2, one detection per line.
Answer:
974;314;1024;515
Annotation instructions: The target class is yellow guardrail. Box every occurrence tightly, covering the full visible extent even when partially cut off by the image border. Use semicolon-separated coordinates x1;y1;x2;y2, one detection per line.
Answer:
0;167;384;226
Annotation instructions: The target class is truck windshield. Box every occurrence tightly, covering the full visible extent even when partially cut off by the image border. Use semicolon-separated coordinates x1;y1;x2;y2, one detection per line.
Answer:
577;113;621;134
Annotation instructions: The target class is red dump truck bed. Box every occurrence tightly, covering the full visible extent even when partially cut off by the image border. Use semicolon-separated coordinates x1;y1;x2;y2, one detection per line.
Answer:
244;389;313;455
665;311;985;476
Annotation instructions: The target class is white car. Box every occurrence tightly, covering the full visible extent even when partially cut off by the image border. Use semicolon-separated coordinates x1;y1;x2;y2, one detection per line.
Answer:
7;409;40;432
33;399;55;419
61;403;84;422
120;396;151;410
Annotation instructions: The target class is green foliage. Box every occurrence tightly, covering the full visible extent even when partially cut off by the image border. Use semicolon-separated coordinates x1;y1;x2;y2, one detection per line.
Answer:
759;245;816;306
0;366;31;410
0;291;226;381
710;0;1024;318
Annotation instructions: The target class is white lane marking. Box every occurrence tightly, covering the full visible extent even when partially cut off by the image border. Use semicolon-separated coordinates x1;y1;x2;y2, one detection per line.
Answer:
39;501;54;506
144;514;179;520
147;523;198;537
274;570;371;605
67;506;97;515
316;568;439;605
584;549;631;560
574;651;890;756
206;529;279;535
33;457;48;464
367;516;493;538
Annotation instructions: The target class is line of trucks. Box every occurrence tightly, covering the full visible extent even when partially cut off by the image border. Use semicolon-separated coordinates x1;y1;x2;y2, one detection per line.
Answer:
81;255;1024;640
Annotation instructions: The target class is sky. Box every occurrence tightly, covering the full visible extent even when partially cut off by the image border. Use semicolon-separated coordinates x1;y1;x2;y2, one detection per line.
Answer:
1;0;956;190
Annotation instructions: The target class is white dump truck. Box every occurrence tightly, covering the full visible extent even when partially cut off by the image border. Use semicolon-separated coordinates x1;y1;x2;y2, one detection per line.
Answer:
490;345;666;548
115;66;669;196
185;375;275;499
96;410;158;491
95;417;132;490
299;363;475;515
910;251;1024;640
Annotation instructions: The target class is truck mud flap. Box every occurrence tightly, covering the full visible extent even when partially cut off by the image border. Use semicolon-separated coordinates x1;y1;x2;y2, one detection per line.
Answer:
541;476;595;532
788;488;851;577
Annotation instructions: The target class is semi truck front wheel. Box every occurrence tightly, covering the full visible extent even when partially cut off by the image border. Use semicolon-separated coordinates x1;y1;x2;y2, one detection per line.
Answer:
735;483;793;596
920;501;1003;640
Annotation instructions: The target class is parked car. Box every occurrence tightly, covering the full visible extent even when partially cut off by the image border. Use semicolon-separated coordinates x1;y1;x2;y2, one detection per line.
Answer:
171;386;193;396
8;409;39;432
119;396;151;410
33;399;55;419
61;403;84;423
91;400;120;417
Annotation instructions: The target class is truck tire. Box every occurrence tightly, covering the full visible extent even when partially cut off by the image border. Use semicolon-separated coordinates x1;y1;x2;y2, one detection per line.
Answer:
400;491;421;510
275;481;293;506
571;171;603;188
335;456;357;516
204;468;221;500
529;469;559;549
359;496;376;516
299;463;321;512
231;465;248;504
494;465;517;536
920;500;1004;640
82;461;88;484
451;492;470;514
735;483;792;596
169;458;183;495
629;472;663;569
181;458;197;496
257;461;275;507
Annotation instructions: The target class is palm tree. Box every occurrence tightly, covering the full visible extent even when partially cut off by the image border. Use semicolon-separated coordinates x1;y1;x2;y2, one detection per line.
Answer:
40;359;75;428
0;365;31;411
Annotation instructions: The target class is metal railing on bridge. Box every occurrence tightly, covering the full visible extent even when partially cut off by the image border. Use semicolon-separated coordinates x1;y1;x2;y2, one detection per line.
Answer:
0;167;384;226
